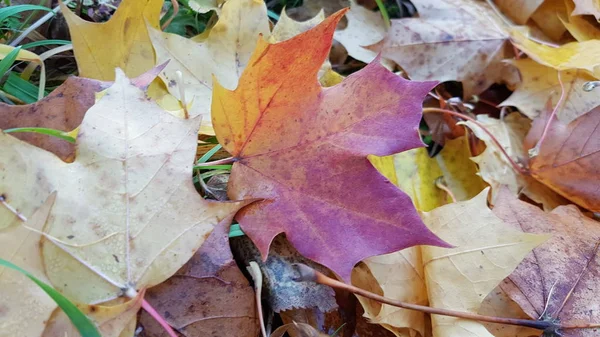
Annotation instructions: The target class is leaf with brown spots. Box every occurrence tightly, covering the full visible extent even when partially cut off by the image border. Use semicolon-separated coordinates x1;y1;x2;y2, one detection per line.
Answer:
373;0;518;98
524;105;600;212
0;70;246;315
493;188;600;336
0;77;108;162
212;10;449;282
139;223;259;337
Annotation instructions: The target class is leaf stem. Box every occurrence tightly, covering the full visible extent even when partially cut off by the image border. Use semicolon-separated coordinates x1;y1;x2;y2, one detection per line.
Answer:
295;264;554;331
422;107;529;175
142;298;179;337
194;156;235;167
532;71;565;157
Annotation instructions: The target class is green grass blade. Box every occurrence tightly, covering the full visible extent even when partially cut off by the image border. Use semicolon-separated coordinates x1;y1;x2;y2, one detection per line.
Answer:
197;144;222;163
3;71;42;103
0;258;101;337
267;10;280;21
193;164;232;170
374;0;391;28
4;127;76;143
0;45;21;77
21;39;71;49
0;5;52;23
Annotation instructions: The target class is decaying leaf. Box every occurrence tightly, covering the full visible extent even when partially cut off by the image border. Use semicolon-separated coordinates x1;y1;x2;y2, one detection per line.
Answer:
462;112;567;210
493;0;544;25
493;188;600;336
393;135;487;212
375;0;517;98
529;0;568;41
509;28;600;78
560;0;600;42
421;189;548;337
231;234;337;313
333;0;387;64
139;223;258;337
213;10;448;281
572;0;600;20
525;106;600;212
0;70;245;307
501;58;599;123
0;194;57;337
0;77;107;162
60;0;162;80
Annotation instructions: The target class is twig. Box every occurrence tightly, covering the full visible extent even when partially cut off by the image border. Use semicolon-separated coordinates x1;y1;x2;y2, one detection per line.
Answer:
422;107;529;175
0;195;27;222
194;157;235;167
10;0;74;47
294;264;555;331
247;262;267;337
161;0;180;31
435;177;457;203
141;298;179;337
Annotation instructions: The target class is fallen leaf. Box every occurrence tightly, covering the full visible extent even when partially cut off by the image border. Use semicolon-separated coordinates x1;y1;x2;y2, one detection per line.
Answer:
572;0;600;20
462;112;567;210
271;9;326;43
0;76;107;162
188;0;224;13
529;0;568;41
421;189;548;337
394;135;487;212
560;0;600;41
376;0;517;98
213;10;448;281
60;0;162;80
493;188;600;336
525;106;600;211
231;234;337;313
271;322;329;337
0;70;245;307
42;294;143;337
478;286;539;337
285;0;350;21
139;222;258;337
333;0;387;64
509;27;600;78
500;58;599;123
148;0;269;134
0;194;56;337
493;0;544;25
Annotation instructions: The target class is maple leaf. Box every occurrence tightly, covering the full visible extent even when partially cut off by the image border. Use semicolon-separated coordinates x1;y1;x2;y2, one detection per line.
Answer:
527;0;568;41
139;223;259;337
573;0;600;20
353;189;547;337
560;0;600;42
493;0;544;25
461;112;567;210
0;70;245;305
525;106;600;212
393;135;486;211
60;0;162;81
509;28;600;78
0;194;56;337
501;58;599;123
212;10;448;281
493;188;600;336
333;0;387;64
373;0;518;98
0;77;107;162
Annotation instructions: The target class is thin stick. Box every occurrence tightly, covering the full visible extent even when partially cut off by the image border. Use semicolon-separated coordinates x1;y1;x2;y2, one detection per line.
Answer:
141;298;179;337
10;0;74;47
0;195;27;222
435;177;457;203
161;0;180;30
422;107;529;175
247;262;268;337
194;157;235;167
295;265;554;331
532;71;565;157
